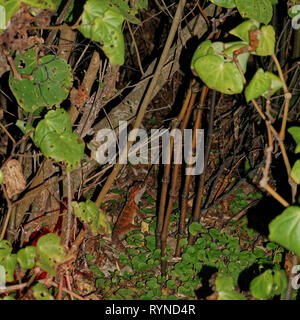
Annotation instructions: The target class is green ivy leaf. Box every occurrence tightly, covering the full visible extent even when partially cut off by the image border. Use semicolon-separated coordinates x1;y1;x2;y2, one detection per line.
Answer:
245;69;283;101
9;49;73;112
269;206;300;256
17;246;36;269
79;0;128;65
193;54;244;94
72;200;111;236
32;283;54;300
229;19;260;43
255;25;275;56
245;69;271;101
209;0;236;8
35;109;85;171
288;127;300;153
215;273;246;300
291;160;300;184
235;0;273;25
36;233;67;276
250;269;274;299
273;269;288;296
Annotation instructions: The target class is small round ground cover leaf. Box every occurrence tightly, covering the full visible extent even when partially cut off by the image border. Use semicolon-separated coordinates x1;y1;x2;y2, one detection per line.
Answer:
250;269;274;299
36;233;66;276
17;246;36;269
209;0;236;8
35;109;85;171
235;0;273;25
288;126;300;153
9;49;72;112
193;55;244;94
269;206;300;257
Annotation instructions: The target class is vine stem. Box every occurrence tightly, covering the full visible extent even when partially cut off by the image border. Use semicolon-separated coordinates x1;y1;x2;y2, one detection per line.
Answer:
95;0;187;207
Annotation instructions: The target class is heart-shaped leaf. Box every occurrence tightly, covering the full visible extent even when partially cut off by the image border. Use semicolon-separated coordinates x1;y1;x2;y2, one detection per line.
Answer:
209;0;236;8
9;49;73;112
17;246;36;269
269;206;300;257
79;0;128;65
229;19;260;43
255;25;275;56
193;54;244;94
36;233;66;276
35;109;85;171
291;160;300;184
250;269;274;299
245;69;271;101
288;126;300;153
236;0;273;25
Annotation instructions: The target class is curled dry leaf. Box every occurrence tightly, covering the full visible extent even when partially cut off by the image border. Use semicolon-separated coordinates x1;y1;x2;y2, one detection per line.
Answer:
1;159;26;198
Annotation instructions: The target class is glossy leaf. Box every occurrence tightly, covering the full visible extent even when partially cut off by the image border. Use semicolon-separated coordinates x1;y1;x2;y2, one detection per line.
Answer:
32;283;54;300
235;0;273;25
193;54;244;94
9;49;73;112
17;246;36;269
229;19;260;43
79;0;131;65
288;127;300;153
269;206;300;257
245;69;271;101
209;0;236;8
255;25;275;56
291;160;300;184
215;273;246;300
245;69;283;102
36;233;66;276
35;109;85;171
250;269;273;299
273;269;288;296
72;200;111;236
